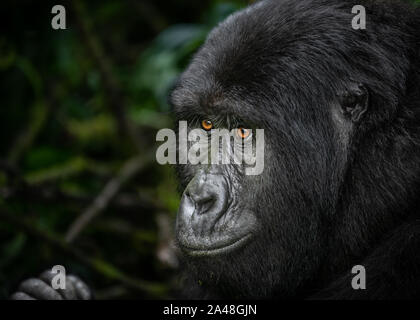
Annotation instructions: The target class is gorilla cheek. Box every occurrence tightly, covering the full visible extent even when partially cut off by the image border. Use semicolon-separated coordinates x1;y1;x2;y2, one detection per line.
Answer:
175;167;258;257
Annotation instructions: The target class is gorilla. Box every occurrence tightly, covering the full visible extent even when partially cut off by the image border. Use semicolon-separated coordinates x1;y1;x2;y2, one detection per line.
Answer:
11;0;420;299
173;0;420;299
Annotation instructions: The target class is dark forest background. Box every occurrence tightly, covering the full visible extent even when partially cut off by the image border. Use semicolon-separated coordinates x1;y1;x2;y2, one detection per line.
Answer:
0;0;248;299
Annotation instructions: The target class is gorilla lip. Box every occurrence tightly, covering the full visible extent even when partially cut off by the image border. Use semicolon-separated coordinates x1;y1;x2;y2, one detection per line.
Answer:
180;234;253;257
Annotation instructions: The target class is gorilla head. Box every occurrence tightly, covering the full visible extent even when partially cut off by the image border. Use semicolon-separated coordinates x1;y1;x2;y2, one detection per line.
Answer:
170;0;420;298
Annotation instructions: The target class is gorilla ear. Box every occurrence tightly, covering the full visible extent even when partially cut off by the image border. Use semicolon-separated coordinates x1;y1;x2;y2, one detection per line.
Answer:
338;83;369;123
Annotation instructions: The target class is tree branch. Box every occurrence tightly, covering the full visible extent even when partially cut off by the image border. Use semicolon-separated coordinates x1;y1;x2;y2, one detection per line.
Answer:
65;153;154;243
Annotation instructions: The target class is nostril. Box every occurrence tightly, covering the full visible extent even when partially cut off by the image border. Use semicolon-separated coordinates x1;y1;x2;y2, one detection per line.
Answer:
196;197;215;215
186;191;216;215
188;189;212;205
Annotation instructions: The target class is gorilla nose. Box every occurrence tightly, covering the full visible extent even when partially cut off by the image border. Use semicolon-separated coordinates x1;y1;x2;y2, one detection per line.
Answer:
184;171;227;216
177;170;229;234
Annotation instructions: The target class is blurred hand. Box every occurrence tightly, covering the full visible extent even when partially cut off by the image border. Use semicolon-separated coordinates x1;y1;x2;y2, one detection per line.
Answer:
10;270;91;300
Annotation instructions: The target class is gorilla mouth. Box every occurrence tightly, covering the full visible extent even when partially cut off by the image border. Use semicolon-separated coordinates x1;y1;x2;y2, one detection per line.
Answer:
180;234;253;257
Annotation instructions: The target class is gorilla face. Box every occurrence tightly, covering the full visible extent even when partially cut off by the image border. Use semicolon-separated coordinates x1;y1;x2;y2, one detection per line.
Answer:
171;110;264;258
175;158;259;257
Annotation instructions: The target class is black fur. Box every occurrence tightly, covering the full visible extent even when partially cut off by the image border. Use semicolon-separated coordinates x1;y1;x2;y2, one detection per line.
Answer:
171;0;420;299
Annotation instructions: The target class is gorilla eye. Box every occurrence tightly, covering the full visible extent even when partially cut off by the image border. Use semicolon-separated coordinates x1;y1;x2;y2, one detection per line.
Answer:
236;127;251;139
201;119;213;131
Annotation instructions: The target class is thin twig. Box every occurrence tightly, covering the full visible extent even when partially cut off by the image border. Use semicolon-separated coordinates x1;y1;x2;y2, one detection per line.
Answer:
3;185;166;213
65;153;154;243
7;61;57;164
